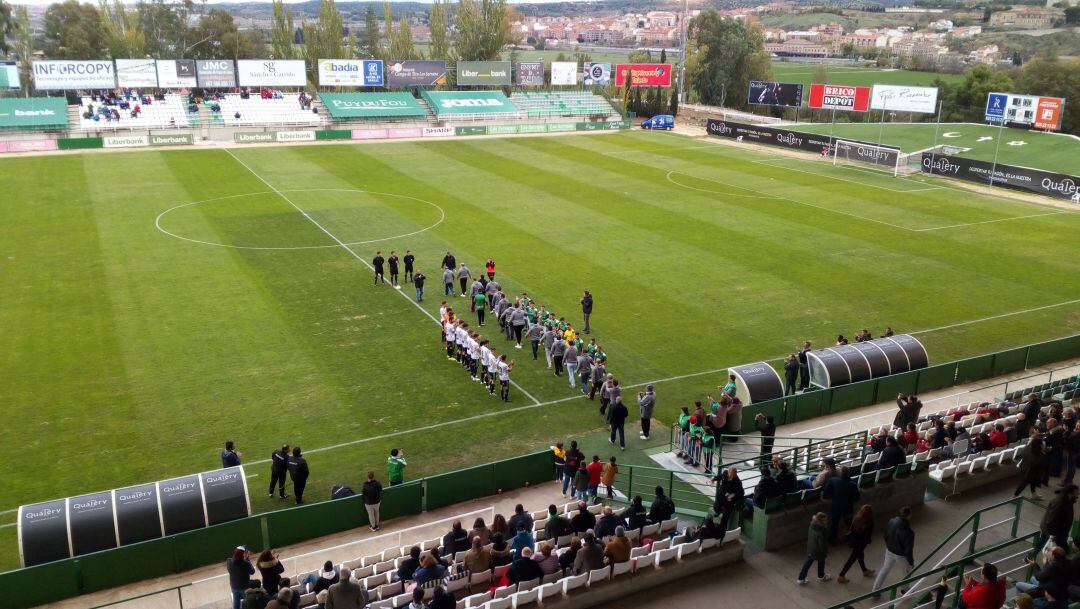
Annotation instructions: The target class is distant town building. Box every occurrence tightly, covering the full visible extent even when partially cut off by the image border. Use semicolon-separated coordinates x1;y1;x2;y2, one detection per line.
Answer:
765;38;829;57
988;7;1064;28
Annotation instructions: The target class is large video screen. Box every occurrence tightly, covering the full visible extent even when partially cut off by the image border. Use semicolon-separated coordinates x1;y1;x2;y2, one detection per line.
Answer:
748;81;804;108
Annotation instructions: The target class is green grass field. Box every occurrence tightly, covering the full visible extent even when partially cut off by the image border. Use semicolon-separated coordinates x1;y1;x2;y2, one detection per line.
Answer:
786;121;1080;174
2;131;1079;571
770;62;965;90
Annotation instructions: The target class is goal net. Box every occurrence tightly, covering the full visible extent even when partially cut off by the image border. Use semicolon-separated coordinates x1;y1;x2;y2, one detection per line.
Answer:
832;139;902;177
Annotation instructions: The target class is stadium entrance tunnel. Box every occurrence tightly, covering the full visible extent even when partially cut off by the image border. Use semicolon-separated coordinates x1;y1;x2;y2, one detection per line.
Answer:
155;189;445;250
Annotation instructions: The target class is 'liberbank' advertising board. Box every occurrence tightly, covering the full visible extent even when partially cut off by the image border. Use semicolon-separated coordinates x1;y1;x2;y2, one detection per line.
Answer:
456;61;511;86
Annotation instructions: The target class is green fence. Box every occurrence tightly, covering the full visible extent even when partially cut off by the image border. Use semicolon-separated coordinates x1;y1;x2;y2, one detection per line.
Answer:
57;137;103;150
315;129;352;140
1;451;551;609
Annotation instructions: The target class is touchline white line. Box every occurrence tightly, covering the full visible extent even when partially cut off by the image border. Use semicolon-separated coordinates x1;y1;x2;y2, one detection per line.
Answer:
221;149;542;406
912;210;1070;232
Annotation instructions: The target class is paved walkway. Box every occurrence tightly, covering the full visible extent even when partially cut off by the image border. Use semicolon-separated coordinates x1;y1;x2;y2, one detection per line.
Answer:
38;359;1079;609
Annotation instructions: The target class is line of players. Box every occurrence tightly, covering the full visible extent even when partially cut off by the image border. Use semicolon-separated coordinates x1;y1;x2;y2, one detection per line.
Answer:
441;309;516;402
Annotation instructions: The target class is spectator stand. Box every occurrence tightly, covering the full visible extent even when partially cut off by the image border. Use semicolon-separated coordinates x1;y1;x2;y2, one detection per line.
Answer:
74;91;195;134
827;496;1045;609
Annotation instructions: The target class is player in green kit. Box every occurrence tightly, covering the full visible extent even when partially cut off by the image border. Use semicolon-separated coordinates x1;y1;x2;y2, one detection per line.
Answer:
473;291;487;326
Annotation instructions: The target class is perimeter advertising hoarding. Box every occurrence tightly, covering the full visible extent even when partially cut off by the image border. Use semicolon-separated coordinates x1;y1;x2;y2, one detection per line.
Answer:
426;91;519;116
114;482;162;545
706;118;832;153
984;92;1064;131
0;98;69;128
18;499;69;567
320;92;426;119
156;60;197;88
237;60;307;87
614;64;672;87
318;59;384;87
834;139;901;170
1;61;18;89
516;62;544;86
808;84;871;112
921;153;1079;202
748;81;804;108
870;84;938;114
551;62;577;86
385;60;447;87
457;61;511;86
582;63;611;86
158;474;206;535
32;60;115;90
197;60;237;88
68;491;117;556
115;59;159;88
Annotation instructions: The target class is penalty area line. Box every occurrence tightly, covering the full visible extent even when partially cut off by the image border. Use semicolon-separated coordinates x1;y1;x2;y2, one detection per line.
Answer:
221;149;541;406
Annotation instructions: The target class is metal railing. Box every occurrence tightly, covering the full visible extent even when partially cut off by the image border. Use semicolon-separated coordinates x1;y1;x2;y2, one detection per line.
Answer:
829;496;1046;609
918;362;1080;413
668;426;869;477
88;585;191;609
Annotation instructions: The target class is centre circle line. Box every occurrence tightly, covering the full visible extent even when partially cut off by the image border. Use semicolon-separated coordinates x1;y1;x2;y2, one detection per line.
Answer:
154;189;446;251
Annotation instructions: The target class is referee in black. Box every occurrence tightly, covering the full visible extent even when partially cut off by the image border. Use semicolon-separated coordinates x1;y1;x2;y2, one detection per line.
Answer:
403;250;415;283
372;251;385;286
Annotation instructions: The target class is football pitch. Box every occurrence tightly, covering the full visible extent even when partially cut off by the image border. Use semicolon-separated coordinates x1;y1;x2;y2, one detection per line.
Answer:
786;121;1080;174
770;63;964;89
2;130;1079;571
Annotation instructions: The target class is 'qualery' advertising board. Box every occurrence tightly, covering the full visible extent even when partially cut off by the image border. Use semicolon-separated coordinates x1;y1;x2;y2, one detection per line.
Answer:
318;59;384;87
921;153;1079;202
237;60;307;87
32;60;115;90
582;63;611;86
516;62;544;86
196;60;237;88
614;64;672;87
457;61;511;86
115;59;159;88
550;62;577;86
870;84;938;114
156;60;197;88
385;60;447;87
748;81;804;108
807;83;871;112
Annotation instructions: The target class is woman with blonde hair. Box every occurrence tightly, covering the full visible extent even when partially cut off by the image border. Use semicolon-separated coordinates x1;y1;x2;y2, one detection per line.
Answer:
837;505;876;583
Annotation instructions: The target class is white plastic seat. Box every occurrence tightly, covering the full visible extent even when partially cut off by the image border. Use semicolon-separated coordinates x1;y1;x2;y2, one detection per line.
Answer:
641;523;660;537
611;561;632;577
654;547;678;566
660;518;679;533
537;582;561;602
470;571;491;588
494;585;516;599
511;588;539;609
650;538;671;552
587;503;603;515
700;537;720;552
629;546;650;559
465;592;491;607
723;527;741;544
362;553;382;567
391;593;412;607
485;598;511;609
375;559;396;574
540;572;560;584
493;564;510;581
517;578;539;592
561;572;587;594
675;539;701;559
376;581;402;600
586;567;610;586
447;575;470;596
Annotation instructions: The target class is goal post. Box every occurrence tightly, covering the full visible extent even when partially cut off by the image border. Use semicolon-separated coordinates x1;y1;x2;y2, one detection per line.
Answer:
832;139;902;177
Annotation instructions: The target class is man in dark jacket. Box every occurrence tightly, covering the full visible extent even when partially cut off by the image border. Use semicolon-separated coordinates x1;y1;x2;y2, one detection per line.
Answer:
823;467;861;543
775;460;798;494
222;441;242;468
595;506;624;539
1040;485;1078;550
798;341;812;390
872;507;916;598
507;547;543;584
570;502;596;534
648;486;675;524
893;394;923;428
442;521;470;557
544;504;572;540
269;444;290;499
783;354;799;396
361;471;382;532
609;399;629;450
1018;546;1070;604
751;467;784;509
413;269;426;302
441;251;456;271
228;547;255;609
1023;394;1044;424
580;290;593;334
287;447;308;505
878;436;907;470
397;547;421;581
713;467;745;533
508;504;533;534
